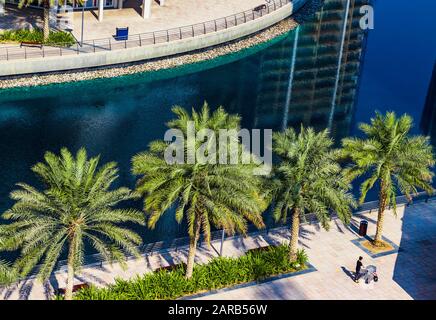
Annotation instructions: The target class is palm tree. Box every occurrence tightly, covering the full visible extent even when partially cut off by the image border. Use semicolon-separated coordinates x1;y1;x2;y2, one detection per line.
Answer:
271;127;355;262
19;0;53;41
132;103;266;278
0;260;17;286
0;148;145;300
19;0;81;41
342;112;434;246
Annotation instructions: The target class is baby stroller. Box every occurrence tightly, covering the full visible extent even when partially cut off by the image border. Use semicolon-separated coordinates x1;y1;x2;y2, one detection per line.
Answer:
362;265;378;284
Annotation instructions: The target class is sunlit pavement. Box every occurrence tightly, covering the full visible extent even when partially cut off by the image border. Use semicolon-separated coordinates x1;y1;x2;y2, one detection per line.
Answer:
1;0;265;41
195;201;436;300
1;200;435;300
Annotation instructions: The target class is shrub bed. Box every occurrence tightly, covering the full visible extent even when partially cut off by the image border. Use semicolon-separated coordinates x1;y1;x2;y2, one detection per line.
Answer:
73;245;308;300
0;29;76;46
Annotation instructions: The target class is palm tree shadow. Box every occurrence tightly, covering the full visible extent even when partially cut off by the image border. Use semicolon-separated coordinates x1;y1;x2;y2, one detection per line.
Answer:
251;235;271;249
40;278;58;299
261;233;286;247
48;275;59;292
334;219;347;233
230;236;249;252
228;232;280;253
309;221;322;232
1;283;19;300
298;227;315;250
76;270;110;287
48;263;112;294
353;213;377;224
348;221;373;241
209;241;221;256
18;278;34;300
1;4;43;30
2;277;57;300
196;245;218;260
157;250;193;269
143;254;154;270
160;251;178;266
156;245;216;268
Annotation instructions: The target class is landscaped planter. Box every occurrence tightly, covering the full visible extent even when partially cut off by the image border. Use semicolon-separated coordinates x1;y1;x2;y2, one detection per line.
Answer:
71;245;313;300
179;263;317;300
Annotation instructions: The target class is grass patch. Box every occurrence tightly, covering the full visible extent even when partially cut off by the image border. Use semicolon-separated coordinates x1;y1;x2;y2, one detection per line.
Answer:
361;240;394;253
0;29;76;46
72;245;308;300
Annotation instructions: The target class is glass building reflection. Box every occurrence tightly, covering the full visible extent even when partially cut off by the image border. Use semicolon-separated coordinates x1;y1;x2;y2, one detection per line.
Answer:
420;61;436;143
223;0;371;143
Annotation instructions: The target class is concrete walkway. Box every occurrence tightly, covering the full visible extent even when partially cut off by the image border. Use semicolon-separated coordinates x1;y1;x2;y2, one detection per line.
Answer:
0;0;273;64
1;200;435;300
1;0;265;40
71;0;265;40
0;4;43;31
196;202;436;300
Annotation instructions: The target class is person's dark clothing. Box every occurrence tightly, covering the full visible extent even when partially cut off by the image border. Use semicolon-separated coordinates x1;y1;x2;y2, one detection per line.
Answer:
354;260;363;282
356;260;363;273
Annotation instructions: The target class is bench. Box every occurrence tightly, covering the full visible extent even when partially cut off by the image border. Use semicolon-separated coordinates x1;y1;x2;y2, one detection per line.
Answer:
253;4;267;11
20;41;43;49
115;27;129;41
55;283;89;295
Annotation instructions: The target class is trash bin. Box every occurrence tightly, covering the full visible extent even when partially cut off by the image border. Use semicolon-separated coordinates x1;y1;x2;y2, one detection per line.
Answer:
359;220;368;236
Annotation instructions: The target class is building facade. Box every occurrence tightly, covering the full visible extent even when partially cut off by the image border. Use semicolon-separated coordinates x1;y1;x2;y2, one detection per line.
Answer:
239;0;371;141
6;0;119;9
420;61;436;143
5;0;157;20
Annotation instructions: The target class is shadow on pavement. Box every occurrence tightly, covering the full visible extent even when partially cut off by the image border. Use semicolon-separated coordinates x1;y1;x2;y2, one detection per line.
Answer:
392;203;436;299
341;266;355;282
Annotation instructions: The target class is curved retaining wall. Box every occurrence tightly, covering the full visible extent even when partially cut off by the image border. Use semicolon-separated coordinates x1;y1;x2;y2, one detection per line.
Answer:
0;0;308;77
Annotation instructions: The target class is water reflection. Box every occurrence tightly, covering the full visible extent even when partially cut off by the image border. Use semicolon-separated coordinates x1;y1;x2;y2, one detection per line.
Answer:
204;0;370;143
420;62;436;143
0;0;370;244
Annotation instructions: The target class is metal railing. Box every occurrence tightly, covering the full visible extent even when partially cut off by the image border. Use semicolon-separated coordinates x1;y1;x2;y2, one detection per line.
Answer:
0;0;292;62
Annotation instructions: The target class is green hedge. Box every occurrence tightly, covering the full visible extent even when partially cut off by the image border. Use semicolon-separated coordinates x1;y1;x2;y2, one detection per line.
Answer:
73;245;308;300
0;29;76;46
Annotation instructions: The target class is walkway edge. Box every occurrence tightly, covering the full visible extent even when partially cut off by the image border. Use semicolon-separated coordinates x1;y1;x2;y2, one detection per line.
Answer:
178;263;317;300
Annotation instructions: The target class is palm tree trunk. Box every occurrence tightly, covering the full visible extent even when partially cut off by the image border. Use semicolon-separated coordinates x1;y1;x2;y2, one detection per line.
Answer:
374;209;385;245
43;0;50;42
185;219;201;279
374;180;387;246
289;208;300;262
64;241;75;300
